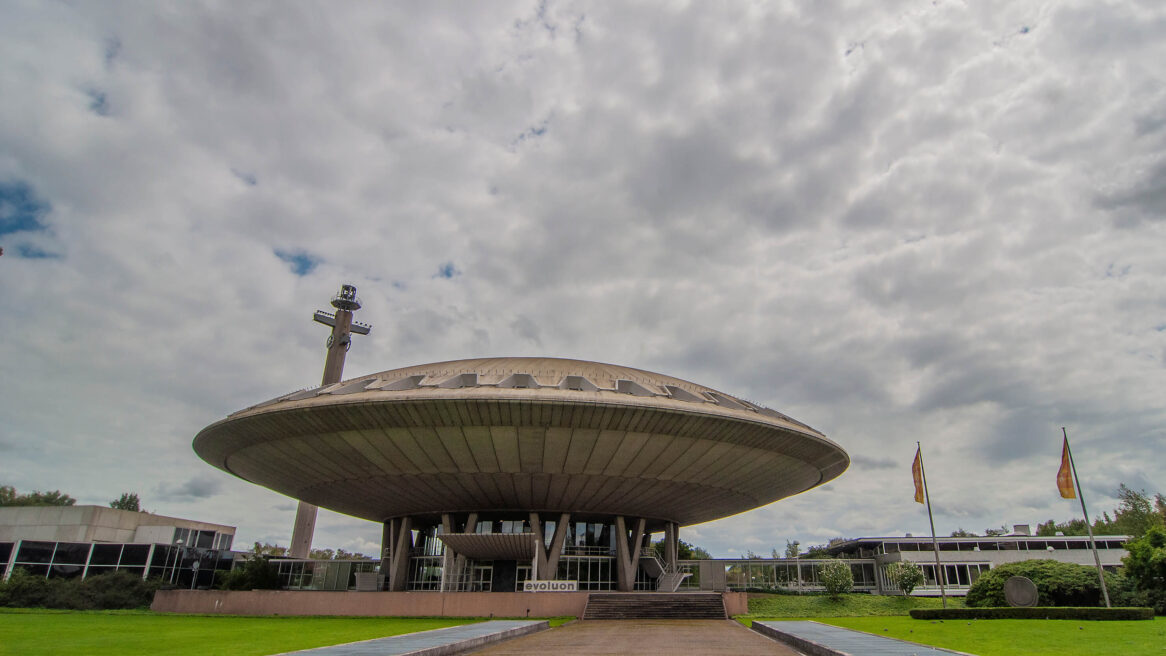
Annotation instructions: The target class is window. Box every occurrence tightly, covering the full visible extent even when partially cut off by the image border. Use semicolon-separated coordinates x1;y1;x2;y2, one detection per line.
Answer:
120;544;150;566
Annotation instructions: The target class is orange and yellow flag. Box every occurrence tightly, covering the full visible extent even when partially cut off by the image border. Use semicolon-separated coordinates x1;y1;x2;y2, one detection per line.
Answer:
912;447;925;504
1057;436;1076;499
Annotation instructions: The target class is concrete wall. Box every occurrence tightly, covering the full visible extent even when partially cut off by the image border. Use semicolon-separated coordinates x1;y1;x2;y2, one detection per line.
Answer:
0;506;235;544
888;549;1126;567
153;590;593;618
152;590;751;619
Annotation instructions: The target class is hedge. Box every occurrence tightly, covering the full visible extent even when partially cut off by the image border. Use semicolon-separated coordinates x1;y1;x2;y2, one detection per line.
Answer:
0;570;160;610
909;607;1154;621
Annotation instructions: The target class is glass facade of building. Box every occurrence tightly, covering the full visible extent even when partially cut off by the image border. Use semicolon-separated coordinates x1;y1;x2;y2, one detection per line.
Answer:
274;559;378;590
1;540;235;589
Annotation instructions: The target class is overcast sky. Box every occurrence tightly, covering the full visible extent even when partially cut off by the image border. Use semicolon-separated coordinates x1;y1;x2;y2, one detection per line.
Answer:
2;1;1163;558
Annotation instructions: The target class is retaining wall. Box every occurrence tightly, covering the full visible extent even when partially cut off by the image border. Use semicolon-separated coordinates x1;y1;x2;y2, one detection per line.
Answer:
152;590;749;618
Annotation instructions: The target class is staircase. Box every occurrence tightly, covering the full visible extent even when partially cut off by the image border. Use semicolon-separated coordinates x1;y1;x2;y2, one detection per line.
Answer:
639;553;692;592
582;593;726;620
656;570;690;592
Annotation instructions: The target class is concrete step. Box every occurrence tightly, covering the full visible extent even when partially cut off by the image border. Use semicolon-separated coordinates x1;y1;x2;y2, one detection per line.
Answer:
582;593;726;620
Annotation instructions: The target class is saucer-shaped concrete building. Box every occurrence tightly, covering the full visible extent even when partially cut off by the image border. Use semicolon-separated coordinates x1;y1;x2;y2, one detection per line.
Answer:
195;357;848;592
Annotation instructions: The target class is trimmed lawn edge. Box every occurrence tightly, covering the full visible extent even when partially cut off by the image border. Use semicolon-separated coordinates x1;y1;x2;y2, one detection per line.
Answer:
910;607;1155;621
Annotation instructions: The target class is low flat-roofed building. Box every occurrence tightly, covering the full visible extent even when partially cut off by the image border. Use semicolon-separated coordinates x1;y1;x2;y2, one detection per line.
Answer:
663;529;1130;596
1;506;237;587
0;505;235;548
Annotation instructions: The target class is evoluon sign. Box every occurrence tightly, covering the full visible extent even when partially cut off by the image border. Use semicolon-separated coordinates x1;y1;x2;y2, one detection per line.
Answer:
523;580;579;592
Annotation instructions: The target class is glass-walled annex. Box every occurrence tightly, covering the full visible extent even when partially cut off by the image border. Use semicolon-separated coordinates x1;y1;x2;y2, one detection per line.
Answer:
1;539;235;589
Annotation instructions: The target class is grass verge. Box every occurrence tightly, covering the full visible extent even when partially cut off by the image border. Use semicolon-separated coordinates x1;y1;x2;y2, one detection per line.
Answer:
0;609;475;656
817;616;1166;656
738;592;963;624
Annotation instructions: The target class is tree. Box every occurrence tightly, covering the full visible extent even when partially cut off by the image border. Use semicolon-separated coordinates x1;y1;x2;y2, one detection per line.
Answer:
802;544;833;559
0;485;76;507
950;528;976;537
1110;485;1165;538
1035;518;1088;536
249;542;371;560
109;493;140;512
819;560;853;598
1120;526;1166;614
653;539;711;561
984;525;1010;537
885;562;925;595
251;542;288;557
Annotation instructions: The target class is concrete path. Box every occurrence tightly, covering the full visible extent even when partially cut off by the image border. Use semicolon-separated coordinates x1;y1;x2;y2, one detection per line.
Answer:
275;620;548;656
469;619;801;655
752;621;976;656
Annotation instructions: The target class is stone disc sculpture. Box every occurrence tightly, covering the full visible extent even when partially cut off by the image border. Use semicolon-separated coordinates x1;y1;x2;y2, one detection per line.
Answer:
1003;575;1039;607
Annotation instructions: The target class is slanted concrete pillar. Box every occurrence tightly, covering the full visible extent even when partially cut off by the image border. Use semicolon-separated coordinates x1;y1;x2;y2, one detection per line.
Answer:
665;521;679;569
290;502;318;559
452;512;478;586
615;516;646;592
529;512;570;580
385;516;413;591
440;513;455;592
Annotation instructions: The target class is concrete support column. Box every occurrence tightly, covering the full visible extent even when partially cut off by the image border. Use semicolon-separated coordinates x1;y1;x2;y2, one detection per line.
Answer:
664;521;679;569
289;502;318;559
452;512;478;587
529;512;570;580
384;516;413;592
440;513;455;592
614;515;646;592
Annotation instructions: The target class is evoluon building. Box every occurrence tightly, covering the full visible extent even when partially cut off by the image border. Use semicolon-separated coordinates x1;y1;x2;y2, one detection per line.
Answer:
193;357;849;593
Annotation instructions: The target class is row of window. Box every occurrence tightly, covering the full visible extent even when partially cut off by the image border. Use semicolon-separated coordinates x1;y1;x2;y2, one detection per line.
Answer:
275;560;378;591
1;541;235;590
404;555;655;592
876;539;1126;554
172;528;233;551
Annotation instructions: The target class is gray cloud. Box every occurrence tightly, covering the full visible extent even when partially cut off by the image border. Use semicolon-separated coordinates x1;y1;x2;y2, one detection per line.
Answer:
0;1;1163;555
850;456;897;471
154;475;224;502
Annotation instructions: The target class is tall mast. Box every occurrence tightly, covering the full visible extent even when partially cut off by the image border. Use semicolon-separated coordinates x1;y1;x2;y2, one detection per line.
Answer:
288;284;371;559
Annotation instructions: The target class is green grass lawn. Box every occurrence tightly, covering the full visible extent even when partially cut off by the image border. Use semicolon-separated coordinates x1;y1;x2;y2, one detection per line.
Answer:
0;609;476;656
818;616;1166;656
740;592;963;621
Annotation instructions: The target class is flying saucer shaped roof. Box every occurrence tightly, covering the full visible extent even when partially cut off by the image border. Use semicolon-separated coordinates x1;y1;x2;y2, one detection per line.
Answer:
194;357;848;526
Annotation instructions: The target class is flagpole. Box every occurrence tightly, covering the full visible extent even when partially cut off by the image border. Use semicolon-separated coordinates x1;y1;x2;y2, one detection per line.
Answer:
917;442;948;608
1062;427;1111;608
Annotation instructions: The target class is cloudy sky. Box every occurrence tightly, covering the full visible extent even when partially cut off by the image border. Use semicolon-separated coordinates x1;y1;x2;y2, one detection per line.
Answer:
2;0;1164;558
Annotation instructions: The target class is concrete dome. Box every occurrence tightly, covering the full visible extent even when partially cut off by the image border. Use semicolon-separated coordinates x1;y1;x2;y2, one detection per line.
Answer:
194;357;848;527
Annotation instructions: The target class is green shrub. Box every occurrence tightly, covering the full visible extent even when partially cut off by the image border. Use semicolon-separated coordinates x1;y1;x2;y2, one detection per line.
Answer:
81;571;161;609
216;556;281;591
909;606;1154;621
0;569;55;608
0;569;159;609
819;560;853;598
965;559;1118;607
885;562;926;595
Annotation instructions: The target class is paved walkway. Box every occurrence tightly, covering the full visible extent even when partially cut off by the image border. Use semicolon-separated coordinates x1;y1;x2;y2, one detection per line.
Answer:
753;621;976;656
469;619;801;655
275;620;547;656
